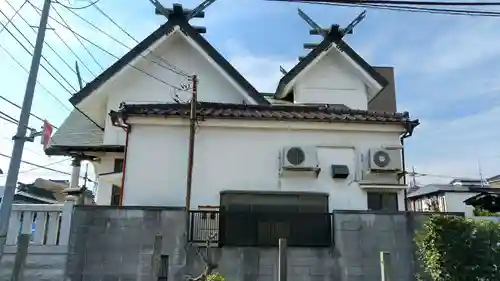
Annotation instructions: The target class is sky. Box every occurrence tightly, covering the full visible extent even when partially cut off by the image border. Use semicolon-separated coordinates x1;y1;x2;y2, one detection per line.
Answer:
0;0;499;189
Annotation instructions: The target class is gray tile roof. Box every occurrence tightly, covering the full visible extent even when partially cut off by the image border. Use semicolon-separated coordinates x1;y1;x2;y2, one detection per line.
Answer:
114;102;413;124
45;110;125;156
47;110;104;148
407;184;493;199
488;174;500;183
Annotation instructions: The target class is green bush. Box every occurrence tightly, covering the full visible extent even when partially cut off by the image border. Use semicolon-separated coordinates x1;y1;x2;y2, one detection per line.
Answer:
207;273;226;281
415;215;500;281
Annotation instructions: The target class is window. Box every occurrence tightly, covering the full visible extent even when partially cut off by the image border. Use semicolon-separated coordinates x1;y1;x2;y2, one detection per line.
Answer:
367;192;398;211
111;158;124;206
114;159;124;173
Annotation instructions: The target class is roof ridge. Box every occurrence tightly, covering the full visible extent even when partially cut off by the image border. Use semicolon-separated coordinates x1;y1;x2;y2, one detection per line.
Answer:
120;102;412;119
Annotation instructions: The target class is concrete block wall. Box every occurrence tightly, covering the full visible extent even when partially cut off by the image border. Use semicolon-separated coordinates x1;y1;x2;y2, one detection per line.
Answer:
65;206;434;281
65;206;187;281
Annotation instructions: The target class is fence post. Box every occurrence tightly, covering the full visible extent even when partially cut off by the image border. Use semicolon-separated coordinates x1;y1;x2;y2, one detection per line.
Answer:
380;251;393;281
58;195;76;246
151;234;163;281
278;238;287;281
11;234;30;281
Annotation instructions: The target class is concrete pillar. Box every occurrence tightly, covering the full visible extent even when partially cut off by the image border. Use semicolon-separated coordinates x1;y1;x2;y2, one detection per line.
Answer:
69;157;82;190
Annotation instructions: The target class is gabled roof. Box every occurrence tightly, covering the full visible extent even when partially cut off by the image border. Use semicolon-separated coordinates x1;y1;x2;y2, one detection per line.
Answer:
112;102;411;125
275;29;388;99
69;13;269;106
488;174;500;183
407;184;493;199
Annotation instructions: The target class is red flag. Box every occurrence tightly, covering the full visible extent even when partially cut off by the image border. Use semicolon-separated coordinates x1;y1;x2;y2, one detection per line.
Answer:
41;120;53;150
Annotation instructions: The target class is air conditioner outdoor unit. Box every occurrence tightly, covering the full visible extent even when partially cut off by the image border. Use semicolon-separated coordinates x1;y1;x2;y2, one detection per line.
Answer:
280;146;319;171
368;148;402;172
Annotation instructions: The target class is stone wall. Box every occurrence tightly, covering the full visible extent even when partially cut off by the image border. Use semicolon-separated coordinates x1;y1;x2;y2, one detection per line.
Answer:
65;206;440;281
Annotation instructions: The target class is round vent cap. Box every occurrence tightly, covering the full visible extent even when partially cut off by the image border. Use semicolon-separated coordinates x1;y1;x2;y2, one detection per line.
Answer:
373;150;391;168
287;147;305;165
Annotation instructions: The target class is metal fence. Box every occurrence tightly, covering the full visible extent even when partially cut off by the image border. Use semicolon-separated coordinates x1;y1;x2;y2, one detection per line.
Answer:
189;210;220;243
189;210;333;247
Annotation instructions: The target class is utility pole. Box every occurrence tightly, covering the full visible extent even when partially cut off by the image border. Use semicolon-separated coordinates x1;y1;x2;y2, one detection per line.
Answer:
75;61;83;90
411;166;417;188
0;0;52;260
185;75;197;240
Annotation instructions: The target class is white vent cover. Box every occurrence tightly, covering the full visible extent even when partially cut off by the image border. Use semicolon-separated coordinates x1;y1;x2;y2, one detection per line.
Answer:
281;146;319;170
368;148;402;171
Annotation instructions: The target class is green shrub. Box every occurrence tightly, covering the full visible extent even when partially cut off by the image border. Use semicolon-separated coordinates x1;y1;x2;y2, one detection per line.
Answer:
207;273;226;281
415;215;500;281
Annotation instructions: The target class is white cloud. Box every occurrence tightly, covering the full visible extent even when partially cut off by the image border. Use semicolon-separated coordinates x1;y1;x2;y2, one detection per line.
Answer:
406;104;500;184
392;17;500;75
226;42;297;92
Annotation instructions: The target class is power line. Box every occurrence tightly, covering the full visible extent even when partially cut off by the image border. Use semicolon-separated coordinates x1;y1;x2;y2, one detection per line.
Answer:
0;152;84;178
0;0;29;34
63;3;191;77
41;5;192;92
0;42;71;111
306;1;500;16
0;111;19;125
0;11;76;93
3;0;84;85
0;113;19;126
272;0;500;16
53;0;102;10
46;24;96;78
47;3;105;71
289;0;500;6
351;3;500;16
0;94;59;129
1;136;50;157
2;158;70;177
0;111;35;131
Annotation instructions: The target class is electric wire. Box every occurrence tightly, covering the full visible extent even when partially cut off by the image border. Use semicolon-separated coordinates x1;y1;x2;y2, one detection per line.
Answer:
312;0;500;5
0;0;28;34
0;21;74;95
350;3;500;16
14;158;70;176
0;112;19;125
62;3;191;77
275;0;500;16
44;2;105;71
47;23;97;78
53;0;102;10
3;0;85;85
1;136;52;157
0;111;36;131
91;1;192;78
0;11;77;93
0;94;59;128
40;5;191;92
0;42;71;111
0;152;81;178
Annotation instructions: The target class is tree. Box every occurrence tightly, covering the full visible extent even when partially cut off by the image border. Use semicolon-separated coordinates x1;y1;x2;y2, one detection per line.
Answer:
415;215;500;281
186;232;220;281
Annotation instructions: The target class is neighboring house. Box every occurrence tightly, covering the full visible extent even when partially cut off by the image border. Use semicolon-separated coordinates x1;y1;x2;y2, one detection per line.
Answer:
44;4;418;222
0;178;69;204
407;179;496;216
488;174;500;188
